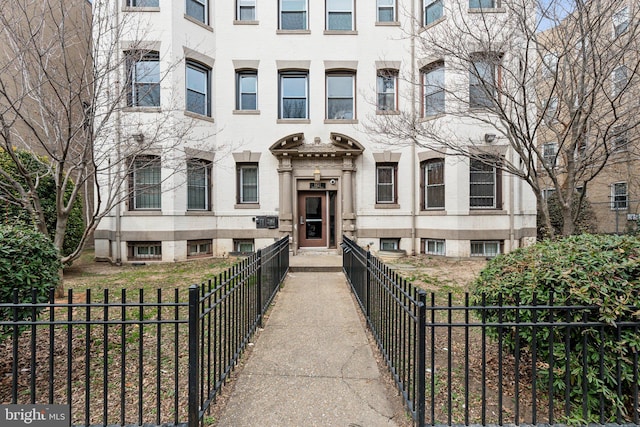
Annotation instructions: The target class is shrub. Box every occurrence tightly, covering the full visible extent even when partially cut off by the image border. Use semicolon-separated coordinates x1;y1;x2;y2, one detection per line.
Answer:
471;234;640;423
0;224;61;338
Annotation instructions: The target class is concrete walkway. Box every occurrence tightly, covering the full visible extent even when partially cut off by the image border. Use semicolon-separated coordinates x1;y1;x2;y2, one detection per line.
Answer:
216;254;406;426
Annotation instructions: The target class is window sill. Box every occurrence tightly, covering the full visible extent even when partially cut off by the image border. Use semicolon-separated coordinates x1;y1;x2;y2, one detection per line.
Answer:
124;210;162;216
468;7;506;13
420;16;446;32
469;209;507;215
324;119;358;124
277;119;310;124
235;203;260;209
420;209;446;215
234;20;259;25
375;203;400;209
376;110;400;115
323;30;358;35
276;29;311;35
233;109;261;115
419;113;446;121
375;21;401;27
184;110;215;122
184;14;213;32
122;6;160;12
123;107;161;113
186;210;214;216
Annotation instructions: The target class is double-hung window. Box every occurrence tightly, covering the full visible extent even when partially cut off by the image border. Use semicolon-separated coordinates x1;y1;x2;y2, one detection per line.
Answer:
613;7;629;37
128;51;160;107
470;158;499;209
469;54;498;109
376;163;397;204
471;241;501;257
280;72;308;119
186;0;208;24
469;0;496;8
377;70;397;111
542;142;557;168
187;159;211;210
613;124;629;151
612;182;628;210
377;0;395;22
326;0;353;31
423;62;445;116
237;70;258;110
186;61;211;116
327;73;355;120
423;159;444;209
131;156;161;210
542;53;558;78
237;163;259;204
280;0;307;30
237;0;256;20
127;0;159;6
612;65;628;96
424;0;443;26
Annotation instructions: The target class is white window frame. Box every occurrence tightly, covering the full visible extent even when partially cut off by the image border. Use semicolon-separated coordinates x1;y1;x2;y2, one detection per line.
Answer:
542;142;558;168
129;51;160;108
613;6;629;37
469;55;498;109
376;164;396;204
424;239;445;256
326;72;355;120
612;182;628;210
279;0;308;30
280;72;309;119
612;65;628;96
471;241;501;257
132;156;161;210
186;61;211;116
469;0;496;8
542;188;556;200
424;159;445;209
187;159;210;211
234;239;255;253
131;242;162;260
377;70;397;111
237;70;258;111
424;0;443;26
237;0;256;21
542;52;558;78
238;164;259;204
186;0;208;24
613;124;629;152
423;63;445;116
326;0;354;31
376;0;395;22
543;96;558;123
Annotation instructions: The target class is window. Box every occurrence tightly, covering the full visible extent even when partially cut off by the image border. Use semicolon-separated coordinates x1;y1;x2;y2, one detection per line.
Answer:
470;158;500;209
377;70;397;111
326;73;355;120
424;0;443;25
186;61;211;116
234;239;255;253
469;0;496;8
423;62;445;116
280;0;307;30
542;142;557;167
236;70;258;110
380;238;400;251
423;239;445;255
469;54;499;109
471;241;501;257
127;51;160;107
186;0;208;24
377;0;395;22
613;7;629;37
127;0;159;6
542;188;556;200
612;65;628;96
280;72;308;119
613;125;629;151
131;156;161;210
237;163;258;204
376;163;397;204
543;97;558;123
326;0;353;31
237;0;256;20
612;182;628;210
422;159;445;209
542;53;558;78
188;240;212;257
128;242;162;260
187;159;211;210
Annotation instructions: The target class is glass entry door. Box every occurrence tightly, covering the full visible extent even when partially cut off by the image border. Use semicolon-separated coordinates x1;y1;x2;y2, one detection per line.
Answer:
298;192;327;247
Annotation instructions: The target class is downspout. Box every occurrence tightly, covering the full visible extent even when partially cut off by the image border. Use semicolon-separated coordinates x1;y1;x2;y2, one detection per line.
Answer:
114;0;122;266
410;0;417;256
509;149;515;252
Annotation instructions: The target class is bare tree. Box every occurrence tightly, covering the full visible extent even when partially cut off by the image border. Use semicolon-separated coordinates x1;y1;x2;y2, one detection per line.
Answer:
0;0;214;265
366;0;640;237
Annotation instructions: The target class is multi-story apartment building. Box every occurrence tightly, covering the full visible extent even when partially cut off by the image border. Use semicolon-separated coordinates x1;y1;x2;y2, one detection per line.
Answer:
93;0;537;263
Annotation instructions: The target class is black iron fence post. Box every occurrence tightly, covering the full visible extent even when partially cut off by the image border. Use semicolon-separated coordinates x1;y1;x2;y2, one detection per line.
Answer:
366;250;371;318
416;290;427;427
188;285;200;427
257;248;263;328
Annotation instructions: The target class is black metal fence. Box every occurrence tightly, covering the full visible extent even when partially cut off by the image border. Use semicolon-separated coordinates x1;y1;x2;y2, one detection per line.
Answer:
342;236;640;426
0;235;289;427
